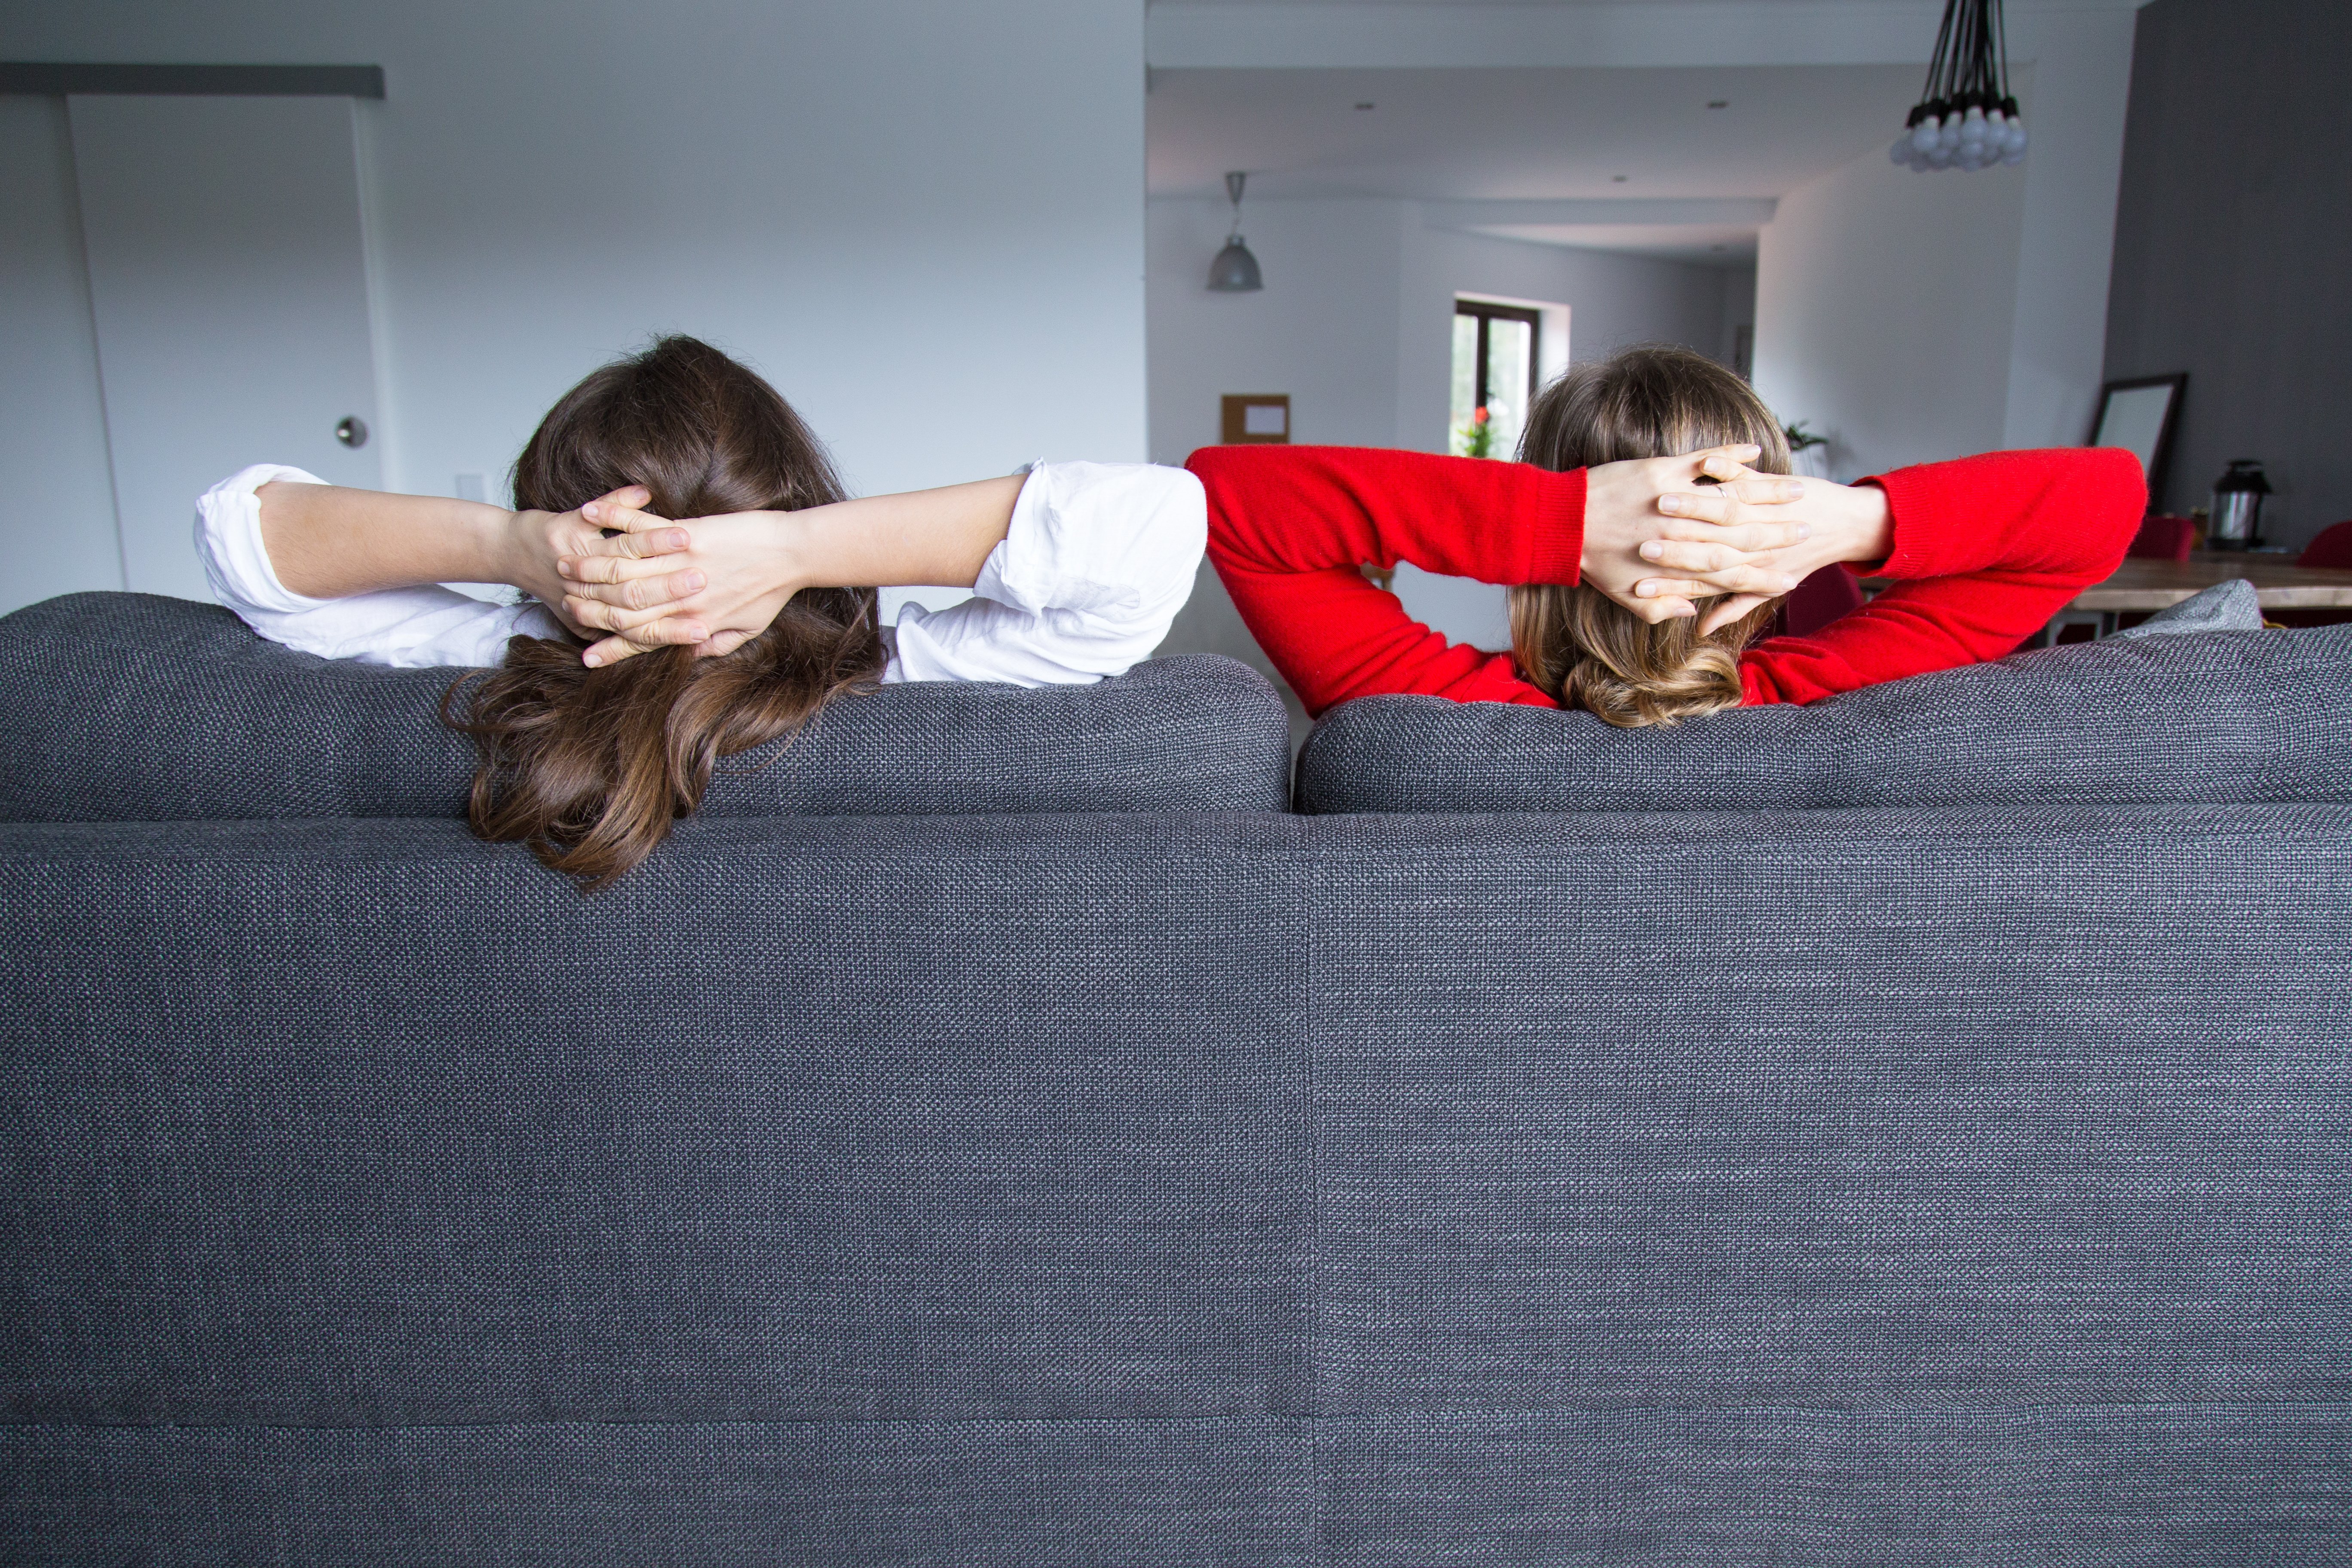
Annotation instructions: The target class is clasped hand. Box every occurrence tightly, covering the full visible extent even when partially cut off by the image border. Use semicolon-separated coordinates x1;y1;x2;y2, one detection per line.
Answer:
1583;444;1872;634
538;445;1868;666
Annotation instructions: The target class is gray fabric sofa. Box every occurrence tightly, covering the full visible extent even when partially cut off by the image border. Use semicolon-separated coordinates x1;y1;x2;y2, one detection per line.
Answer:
5;594;2349;1564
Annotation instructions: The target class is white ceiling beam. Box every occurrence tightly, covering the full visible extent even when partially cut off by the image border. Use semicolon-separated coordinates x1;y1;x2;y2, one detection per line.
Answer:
1147;2;2150;71
1421;197;1778;228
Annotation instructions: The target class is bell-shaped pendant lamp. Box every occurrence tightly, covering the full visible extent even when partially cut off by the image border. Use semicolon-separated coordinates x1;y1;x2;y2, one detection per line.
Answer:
1206;171;1264;292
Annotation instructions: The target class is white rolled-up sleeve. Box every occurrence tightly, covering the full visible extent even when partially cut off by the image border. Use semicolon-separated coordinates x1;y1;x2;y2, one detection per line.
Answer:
196;464;563;668
887;460;1207;686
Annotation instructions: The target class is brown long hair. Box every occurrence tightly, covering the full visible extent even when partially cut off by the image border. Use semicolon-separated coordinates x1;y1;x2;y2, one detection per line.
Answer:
444;336;888;888
1510;343;1792;727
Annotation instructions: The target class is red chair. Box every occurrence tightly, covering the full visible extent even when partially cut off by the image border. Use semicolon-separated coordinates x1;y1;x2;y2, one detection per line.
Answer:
2298;521;2352;569
2269;520;2352;628
2131;514;2197;561
1779;564;1865;637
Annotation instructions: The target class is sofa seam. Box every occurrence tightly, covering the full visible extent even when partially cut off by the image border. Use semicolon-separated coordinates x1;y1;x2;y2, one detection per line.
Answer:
10;1402;2349;1435
1304;850;1326;1567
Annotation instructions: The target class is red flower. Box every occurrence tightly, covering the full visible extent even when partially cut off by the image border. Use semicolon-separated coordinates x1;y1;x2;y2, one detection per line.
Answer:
1472;406;1489;425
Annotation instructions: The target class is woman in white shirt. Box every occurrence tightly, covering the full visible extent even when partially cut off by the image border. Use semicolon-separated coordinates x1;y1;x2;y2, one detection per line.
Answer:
203;335;1208;885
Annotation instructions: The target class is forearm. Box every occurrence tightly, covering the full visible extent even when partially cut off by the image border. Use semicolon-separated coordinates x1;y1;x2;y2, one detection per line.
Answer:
1191;445;1584;583
1821;480;1894;569
257;480;518;598
777;474;1025;591
1870;450;2142;581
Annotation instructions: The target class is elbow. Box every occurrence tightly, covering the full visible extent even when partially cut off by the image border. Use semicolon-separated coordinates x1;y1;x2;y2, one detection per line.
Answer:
2082;447;2150;564
1167;468;1210;563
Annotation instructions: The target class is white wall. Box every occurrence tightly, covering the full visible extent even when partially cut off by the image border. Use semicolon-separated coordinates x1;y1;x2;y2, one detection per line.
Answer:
1752;143;2027;480
1999;9;2139;453
1151;195;1740;465
1719;265;1756;372
1148;197;1404;466
1754;6;2141;479
1395;221;1733;454
1149;192;1741;688
0;0;1147;615
0;95;122;609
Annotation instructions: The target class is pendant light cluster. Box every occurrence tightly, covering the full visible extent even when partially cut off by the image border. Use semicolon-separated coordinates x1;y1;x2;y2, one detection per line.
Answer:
1206;171;1264;292
1890;0;2028;173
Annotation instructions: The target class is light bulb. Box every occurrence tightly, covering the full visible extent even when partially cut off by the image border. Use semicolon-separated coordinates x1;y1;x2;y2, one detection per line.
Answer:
1939;120;1963;153
1911;117;1940;153
2005;119;2028;153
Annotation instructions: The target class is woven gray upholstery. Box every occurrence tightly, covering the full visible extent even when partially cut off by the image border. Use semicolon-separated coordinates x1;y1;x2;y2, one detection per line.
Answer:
1295;622;2352;815
0;593;1290;821
6;808;2348;1559
2110;575;2263;638
0;815;1310;1426
0;1420;1320;1567
8;1410;2345;1565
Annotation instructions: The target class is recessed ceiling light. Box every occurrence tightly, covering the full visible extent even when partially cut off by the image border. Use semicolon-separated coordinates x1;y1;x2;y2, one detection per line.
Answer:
1354;102;1374;111
1707;100;1729;110
1611;175;1629;183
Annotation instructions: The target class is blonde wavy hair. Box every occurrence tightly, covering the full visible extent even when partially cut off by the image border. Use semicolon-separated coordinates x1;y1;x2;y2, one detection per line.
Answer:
1510;344;1792;728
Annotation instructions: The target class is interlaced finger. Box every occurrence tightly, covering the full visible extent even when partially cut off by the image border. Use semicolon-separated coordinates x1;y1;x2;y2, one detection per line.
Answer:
1635;548;1802;596
563;567;707;610
562;593;708;635
1656;517;1809;553
559;526;694;576
1699;593;1773;635
578;614;710;668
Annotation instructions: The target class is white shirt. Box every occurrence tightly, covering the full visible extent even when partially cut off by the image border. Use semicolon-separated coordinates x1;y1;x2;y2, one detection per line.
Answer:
195;460;1207;683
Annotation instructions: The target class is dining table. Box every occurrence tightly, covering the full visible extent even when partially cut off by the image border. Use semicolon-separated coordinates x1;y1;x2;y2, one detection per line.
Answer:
2068;551;2352;615
1862;551;2352;642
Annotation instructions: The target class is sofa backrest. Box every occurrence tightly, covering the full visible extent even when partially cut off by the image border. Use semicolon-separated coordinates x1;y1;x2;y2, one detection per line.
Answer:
0;593;1292;821
1295;623;2352;815
5;805;2347;1557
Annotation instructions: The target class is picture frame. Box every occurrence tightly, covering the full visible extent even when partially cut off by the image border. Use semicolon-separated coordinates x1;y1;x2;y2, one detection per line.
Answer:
2088;373;2186;506
1220;393;1290;445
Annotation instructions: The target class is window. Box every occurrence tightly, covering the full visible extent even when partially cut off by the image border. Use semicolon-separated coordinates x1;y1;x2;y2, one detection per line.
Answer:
1451;300;1540;459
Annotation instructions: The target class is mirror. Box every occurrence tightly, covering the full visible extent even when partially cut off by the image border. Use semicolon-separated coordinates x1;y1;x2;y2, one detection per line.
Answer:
2089;374;2185;504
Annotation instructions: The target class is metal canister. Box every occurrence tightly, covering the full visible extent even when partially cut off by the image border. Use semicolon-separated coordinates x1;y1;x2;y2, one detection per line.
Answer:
2208;459;2272;551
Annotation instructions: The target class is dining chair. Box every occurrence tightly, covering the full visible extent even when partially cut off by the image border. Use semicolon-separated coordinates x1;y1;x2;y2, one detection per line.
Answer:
2130;514;2197;561
1776;563;1865;637
2297;520;2352;570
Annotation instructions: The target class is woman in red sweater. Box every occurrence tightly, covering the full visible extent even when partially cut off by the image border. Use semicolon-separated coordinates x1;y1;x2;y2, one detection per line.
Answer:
1190;344;2146;726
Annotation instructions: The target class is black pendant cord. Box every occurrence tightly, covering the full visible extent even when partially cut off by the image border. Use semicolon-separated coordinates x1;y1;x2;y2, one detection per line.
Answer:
1908;0;2020;127
1894;0;2026;169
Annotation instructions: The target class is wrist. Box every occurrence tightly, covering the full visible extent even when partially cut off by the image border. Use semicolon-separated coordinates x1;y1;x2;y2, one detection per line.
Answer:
1827;480;1893;567
757;510;816;598
492;506;552;596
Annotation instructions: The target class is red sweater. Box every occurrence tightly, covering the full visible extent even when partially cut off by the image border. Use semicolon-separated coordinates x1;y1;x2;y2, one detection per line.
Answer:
1188;445;2146;715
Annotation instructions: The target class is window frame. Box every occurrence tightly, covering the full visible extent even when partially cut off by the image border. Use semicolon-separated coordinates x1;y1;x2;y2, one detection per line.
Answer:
1454;299;1543;419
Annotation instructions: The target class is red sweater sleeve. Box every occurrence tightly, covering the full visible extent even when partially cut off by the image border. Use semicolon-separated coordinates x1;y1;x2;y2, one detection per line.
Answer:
1188;445;1581;715
1737;447;2146;705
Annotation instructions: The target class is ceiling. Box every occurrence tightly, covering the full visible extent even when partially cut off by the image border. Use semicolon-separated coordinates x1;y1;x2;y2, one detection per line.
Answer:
1152;0;1902;7
1147;62;1927;264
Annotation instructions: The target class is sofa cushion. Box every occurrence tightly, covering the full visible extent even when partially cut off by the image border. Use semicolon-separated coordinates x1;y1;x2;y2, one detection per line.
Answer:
2109;577;2263;640
0;593;1291;821
1295;622;2352;815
